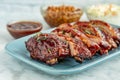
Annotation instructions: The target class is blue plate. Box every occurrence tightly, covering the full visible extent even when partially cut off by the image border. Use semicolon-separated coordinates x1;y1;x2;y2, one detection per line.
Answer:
5;25;120;75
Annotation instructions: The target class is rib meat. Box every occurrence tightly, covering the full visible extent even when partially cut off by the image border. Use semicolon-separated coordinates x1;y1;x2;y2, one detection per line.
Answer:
52;24;100;56
52;24;92;62
25;33;70;65
90;20;117;49
73;21;111;54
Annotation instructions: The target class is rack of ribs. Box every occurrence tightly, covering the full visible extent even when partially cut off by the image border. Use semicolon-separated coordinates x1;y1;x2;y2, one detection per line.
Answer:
26;20;120;65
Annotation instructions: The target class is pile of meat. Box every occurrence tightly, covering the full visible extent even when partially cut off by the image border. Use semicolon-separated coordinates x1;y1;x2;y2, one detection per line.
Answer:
25;20;120;65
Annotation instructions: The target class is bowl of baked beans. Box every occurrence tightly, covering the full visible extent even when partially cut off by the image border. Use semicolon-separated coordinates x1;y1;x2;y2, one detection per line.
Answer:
41;4;83;27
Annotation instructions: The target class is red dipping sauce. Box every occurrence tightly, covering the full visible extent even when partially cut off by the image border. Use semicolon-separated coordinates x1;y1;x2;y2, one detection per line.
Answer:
7;21;42;39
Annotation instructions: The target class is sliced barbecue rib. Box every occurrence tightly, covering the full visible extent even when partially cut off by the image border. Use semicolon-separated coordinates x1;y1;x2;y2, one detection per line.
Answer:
90;20;120;44
73;22;111;54
90;20;118;49
25;33;70;65
52;24;92;62
52;24;100;56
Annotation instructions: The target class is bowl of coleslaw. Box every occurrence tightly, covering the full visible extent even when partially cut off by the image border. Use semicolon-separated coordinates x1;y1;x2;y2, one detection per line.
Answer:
86;4;120;25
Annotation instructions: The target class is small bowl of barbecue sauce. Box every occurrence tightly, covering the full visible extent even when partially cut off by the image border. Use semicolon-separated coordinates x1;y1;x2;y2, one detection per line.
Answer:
7;21;42;39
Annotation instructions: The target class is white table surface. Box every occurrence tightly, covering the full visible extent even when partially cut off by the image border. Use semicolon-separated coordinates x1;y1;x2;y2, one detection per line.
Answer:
1;0;120;80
